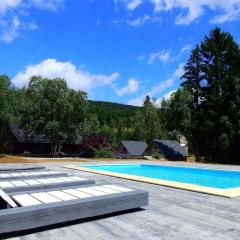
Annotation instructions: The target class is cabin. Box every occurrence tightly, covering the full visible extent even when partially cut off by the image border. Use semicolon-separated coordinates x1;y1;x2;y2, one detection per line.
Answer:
153;139;189;160
0;124;81;156
114;140;148;158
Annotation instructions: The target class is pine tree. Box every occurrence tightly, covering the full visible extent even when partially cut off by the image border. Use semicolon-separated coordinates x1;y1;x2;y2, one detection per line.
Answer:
182;27;240;163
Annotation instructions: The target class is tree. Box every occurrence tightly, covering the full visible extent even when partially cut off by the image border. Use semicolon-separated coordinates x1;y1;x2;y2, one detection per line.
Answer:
20;76;87;157
181;27;240;163
133;96;164;144
160;88;192;142
0;75;11;130
82;114;101;138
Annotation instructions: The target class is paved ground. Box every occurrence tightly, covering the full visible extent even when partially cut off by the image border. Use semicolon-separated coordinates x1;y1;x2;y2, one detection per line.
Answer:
2;160;240;240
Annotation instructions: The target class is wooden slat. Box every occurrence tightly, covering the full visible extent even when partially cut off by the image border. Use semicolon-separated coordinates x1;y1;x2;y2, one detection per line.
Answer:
36;179;54;184
0;182;14;188
12;194;42;207
46;178;64;183
11;181;28;187
23;180;42;185
47;191;78;201
62;189;93;199
103;185;133;192
0;174;10;178
77;188;107;196
9;173;22;177
0;189;18;208
68;176;87;181
31;192;61;203
90;186;120;194
58;177;75;182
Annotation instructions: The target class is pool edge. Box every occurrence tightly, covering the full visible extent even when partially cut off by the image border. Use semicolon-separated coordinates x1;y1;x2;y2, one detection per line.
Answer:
63;165;240;198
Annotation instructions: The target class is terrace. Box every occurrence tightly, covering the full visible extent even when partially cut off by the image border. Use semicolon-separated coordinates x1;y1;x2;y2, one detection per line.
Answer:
2;159;240;240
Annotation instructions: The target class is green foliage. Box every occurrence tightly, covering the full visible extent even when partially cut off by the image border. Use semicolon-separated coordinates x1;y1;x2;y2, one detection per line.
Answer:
1;27;240;164
133;96;168;144
20;76;87;156
84;101;140;145
160;88;192;142
152;149;164;159
88;100;139;125
82;114;101;138
0;75;11;125
180;27;240;163
93;148;112;158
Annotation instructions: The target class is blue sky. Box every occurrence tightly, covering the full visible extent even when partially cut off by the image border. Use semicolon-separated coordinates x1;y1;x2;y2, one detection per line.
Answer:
0;0;240;105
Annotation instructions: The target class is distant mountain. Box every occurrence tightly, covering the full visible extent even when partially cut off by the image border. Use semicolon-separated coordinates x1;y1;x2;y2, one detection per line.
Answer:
88;100;140;123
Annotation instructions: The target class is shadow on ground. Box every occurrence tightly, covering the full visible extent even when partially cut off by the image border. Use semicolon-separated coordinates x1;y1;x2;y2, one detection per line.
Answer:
0;208;145;239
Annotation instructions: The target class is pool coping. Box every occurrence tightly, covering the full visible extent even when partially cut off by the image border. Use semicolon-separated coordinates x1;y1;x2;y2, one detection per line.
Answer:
63;165;240;198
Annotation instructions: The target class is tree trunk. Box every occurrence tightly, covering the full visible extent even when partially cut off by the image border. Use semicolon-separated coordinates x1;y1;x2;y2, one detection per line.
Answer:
57;142;63;158
51;143;58;158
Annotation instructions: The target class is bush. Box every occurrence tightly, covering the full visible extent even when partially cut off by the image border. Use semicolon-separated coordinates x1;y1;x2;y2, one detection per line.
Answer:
152;150;164;159
93;149;112;158
81;134;108;157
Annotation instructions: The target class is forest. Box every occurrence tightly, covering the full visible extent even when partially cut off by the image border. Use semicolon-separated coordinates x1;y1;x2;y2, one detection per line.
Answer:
0;27;240;164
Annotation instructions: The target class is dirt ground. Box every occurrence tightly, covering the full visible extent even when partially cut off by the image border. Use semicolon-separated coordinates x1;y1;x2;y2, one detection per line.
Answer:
0;155;195;164
0;155;89;164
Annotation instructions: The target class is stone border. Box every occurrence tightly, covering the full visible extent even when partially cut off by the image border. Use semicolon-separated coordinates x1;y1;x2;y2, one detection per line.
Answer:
64;165;240;198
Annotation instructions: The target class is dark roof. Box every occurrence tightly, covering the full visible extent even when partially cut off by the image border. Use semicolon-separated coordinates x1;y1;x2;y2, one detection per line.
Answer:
154;139;188;158
121;140;148;156
9;124;82;144
10;124;52;144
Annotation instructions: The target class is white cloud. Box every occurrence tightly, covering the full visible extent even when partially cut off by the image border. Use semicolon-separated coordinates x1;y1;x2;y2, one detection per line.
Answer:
0;0;22;14
126;14;161;26
119;0;240;24
162;89;177;99
114;78;140;96
30;0;65;11
114;14;161;27
145;44;192;65
128;96;144;106
0;15;37;43
137;54;146;61
149;63;184;96
128;63;184;106
211;7;240;23
12;59;120;92
148;50;170;64
126;0;143;10
0;0;64;42
156;89;177;105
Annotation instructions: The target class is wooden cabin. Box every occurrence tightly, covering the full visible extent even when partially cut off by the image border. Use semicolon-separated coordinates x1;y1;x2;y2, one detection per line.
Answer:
0;124;81;156
114;140;148;158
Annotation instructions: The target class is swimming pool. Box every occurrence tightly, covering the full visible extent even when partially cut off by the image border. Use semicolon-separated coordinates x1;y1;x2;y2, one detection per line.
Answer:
65;164;240;198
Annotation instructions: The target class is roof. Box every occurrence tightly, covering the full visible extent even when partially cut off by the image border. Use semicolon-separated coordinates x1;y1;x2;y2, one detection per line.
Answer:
154;139;188;158
121;140;148;156
10;124;52;144
9;124;82;144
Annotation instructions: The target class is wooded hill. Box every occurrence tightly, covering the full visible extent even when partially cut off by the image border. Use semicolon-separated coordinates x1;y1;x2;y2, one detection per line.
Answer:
88;100;139;124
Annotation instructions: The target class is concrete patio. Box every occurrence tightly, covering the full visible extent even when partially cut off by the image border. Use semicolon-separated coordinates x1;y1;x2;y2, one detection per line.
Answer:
2;160;240;240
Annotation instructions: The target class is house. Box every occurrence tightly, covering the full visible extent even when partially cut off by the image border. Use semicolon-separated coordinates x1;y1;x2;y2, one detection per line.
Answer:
0;124;81;156
153;139;189;160
114;140;148;158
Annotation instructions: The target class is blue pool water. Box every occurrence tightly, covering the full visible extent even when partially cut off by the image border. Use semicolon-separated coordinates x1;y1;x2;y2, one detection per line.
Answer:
83;164;240;189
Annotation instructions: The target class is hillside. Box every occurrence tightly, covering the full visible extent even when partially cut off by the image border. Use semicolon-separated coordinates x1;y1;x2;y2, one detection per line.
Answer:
88;100;140;123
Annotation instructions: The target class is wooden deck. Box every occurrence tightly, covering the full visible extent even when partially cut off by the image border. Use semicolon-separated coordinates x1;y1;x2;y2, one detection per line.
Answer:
2;160;240;240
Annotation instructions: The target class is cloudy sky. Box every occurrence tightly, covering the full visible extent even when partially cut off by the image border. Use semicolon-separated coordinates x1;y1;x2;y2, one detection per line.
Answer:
1;0;240;105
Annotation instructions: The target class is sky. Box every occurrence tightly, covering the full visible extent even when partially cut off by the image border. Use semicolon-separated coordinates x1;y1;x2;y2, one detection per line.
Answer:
0;0;240;106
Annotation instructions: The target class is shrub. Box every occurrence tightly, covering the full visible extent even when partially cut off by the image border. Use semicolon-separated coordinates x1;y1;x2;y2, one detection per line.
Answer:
152;150;164;159
81;134;108;157
93;149;112;158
